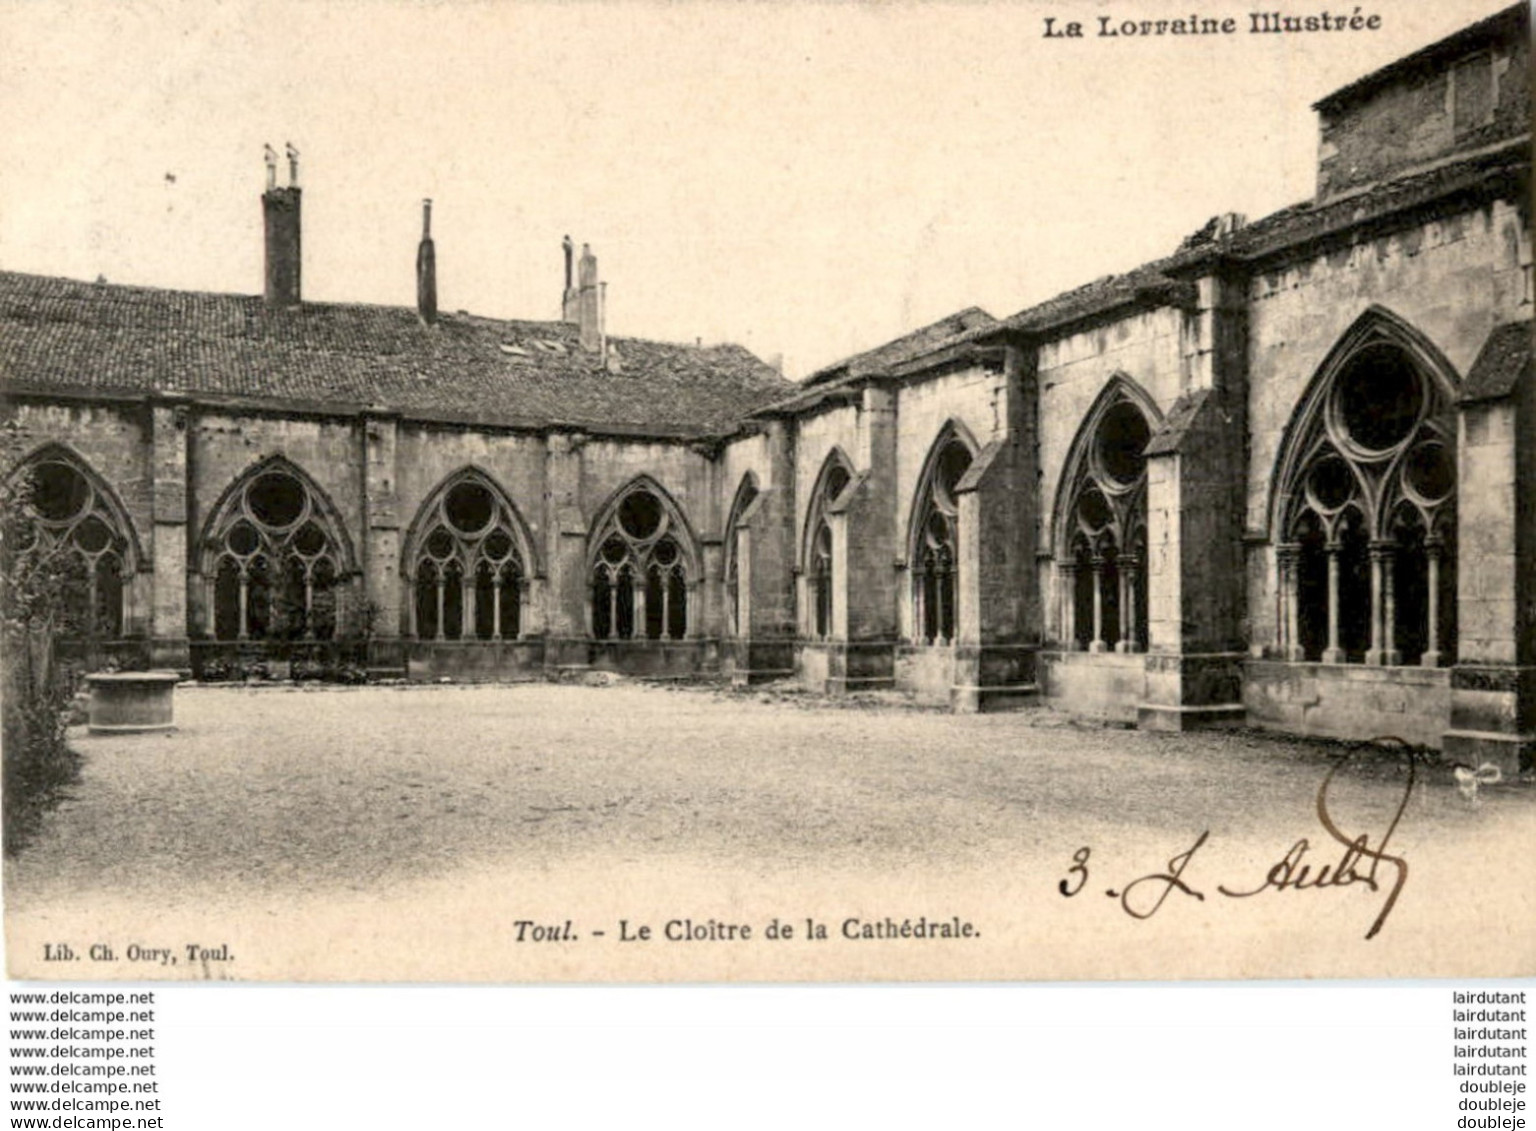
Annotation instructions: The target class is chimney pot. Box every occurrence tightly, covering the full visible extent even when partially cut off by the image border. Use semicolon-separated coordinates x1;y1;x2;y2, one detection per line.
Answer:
561;235;577;322
577;244;603;353
261;151;302;308
417;198;438;326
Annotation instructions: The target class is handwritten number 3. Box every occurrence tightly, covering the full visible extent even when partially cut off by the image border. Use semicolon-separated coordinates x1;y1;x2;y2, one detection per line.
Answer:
1059;847;1090;897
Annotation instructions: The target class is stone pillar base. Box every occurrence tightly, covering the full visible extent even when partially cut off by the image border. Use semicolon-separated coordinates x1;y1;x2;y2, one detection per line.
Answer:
1444;664;1536;776
147;637;192;679
822;640;896;695
724;640;796;686
1136;702;1246;732
542;635;593;676
1137;651;1246;734
950;643;1039;714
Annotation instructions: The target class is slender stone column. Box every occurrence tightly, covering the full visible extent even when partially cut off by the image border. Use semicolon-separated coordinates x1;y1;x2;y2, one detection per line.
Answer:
1322;541;1344;663
607;578;618;639
1366;542;1387;665
434;577;445;641
491;577;503;641
1277;543;1302;660
1423;539;1442;668
463;579;475;641
1378;542;1400;665
933;574;946;645
1121;555;1141;653
1059;562;1078;651
633;576;647;640
1114;564;1129;653
660;575;672;641
913;568;927;645
237;572;250;641
1089;556;1106;653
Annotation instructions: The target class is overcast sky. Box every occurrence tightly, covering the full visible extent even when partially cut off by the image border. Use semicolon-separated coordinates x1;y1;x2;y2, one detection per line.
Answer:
0;0;1510;377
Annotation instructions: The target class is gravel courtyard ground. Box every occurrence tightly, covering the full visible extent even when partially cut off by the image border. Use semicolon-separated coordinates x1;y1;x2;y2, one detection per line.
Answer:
6;681;1533;982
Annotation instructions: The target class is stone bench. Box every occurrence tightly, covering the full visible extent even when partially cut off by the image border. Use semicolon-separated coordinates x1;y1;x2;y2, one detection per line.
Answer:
85;671;180;734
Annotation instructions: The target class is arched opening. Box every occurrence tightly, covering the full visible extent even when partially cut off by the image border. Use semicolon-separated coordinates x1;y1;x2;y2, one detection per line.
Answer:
441;562;465;641
804;455;852;641
415;559;441;641
588;482;694;641
404;470;532;642
812;521;833;640
203;460;351;642
1054;384;1154;653
7;452;136;641
723;475;760;639
1336;509;1371;663
1272;321;1458;667
1294;512;1328;662
910;433;973;645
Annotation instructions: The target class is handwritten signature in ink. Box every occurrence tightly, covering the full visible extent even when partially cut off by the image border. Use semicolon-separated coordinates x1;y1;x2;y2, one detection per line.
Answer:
1058;743;1415;940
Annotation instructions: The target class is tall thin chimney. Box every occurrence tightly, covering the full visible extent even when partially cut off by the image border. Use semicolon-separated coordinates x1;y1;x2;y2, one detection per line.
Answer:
262;143;302;308
416;199;437;326
577;243;603;353
561;235;578;322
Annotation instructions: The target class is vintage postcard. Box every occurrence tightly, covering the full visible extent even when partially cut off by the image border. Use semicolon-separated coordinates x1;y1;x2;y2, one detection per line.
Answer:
1;0;1531;984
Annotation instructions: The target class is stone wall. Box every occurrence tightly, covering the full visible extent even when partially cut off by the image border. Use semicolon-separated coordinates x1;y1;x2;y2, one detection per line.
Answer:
1245;659;1452;748
1036;306;1184;555
1316;25;1528;201
1245;199;1528;537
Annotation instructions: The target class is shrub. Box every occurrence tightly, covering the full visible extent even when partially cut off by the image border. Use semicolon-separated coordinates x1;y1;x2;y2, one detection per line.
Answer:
1;449;89;855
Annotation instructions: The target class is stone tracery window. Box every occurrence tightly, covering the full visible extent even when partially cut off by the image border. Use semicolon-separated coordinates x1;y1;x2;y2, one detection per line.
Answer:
1275;338;1457;666
723;475;759;638
10;453;132;638
804;456;851;641
590;484;690;641
1057;395;1151;653
910;434;973;645
207;464;348;641
409;474;527;641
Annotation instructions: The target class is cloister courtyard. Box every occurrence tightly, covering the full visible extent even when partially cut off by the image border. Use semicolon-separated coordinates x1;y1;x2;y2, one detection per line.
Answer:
5;682;1533;983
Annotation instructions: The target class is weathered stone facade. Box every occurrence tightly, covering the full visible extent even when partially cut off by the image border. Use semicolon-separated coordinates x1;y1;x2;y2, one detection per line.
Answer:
3;6;1531;769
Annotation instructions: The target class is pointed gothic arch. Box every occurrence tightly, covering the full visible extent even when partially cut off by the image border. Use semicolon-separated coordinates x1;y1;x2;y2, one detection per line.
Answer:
1050;375;1160;652
906;421;979;645
198;454;357;642
4;443;143;639
586;475;700;641
403;466;539;641
1268;307;1460;666
723;472;762;638
802;449;856;640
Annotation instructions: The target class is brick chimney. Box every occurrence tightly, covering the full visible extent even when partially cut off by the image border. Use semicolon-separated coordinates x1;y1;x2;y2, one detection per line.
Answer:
262;143;302;309
416;199;437;326
577;242;604;354
560;235;578;322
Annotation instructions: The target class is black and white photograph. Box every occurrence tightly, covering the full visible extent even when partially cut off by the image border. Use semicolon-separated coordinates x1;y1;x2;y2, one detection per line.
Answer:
2;0;1531;1001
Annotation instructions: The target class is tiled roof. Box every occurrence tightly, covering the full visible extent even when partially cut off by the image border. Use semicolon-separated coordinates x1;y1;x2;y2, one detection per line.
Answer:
801;307;996;387
1462;320;1532;404
0;272;793;438
946;143;1529;352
